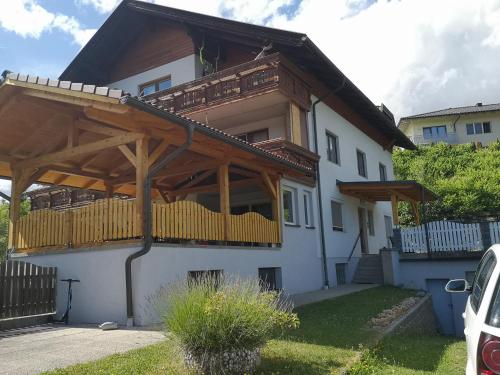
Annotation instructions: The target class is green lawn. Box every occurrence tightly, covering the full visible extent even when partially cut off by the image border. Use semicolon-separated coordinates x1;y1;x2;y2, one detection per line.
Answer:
349;333;467;375
44;286;457;375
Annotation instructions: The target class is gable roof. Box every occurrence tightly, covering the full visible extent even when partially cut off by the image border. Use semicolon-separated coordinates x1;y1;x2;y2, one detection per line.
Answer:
59;0;414;150
400;102;500;121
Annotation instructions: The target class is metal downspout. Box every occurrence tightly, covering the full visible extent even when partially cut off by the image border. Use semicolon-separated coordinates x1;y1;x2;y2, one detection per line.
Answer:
312;78;346;289
125;124;194;327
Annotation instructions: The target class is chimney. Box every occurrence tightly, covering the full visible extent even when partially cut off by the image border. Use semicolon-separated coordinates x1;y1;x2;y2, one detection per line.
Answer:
476;102;483;107
378;103;395;123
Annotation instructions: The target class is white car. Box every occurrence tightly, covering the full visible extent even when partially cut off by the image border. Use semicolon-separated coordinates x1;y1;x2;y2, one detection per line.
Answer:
447;244;500;375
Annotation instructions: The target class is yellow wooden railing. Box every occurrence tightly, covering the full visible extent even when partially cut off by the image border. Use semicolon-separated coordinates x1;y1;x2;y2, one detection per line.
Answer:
17;199;139;250
16;199;280;251
152;201;279;244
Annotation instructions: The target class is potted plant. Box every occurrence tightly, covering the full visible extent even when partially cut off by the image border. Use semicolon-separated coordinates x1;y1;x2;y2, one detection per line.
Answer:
155;275;299;374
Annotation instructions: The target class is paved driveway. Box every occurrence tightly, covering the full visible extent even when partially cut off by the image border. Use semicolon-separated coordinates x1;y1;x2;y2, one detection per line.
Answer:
0;324;165;375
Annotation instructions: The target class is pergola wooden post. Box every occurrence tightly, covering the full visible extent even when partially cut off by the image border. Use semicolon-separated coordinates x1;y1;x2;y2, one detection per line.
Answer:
391;193;399;226
261;171;282;243
135;137;149;235
218;164;230;241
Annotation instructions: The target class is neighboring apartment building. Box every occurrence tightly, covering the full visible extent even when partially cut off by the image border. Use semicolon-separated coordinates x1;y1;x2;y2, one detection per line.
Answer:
399;102;500;146
0;1;426;325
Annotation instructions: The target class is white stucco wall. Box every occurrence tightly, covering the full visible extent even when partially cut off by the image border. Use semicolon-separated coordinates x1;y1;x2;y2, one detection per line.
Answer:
108;54;201;96
311;98;395;267
16;179;324;326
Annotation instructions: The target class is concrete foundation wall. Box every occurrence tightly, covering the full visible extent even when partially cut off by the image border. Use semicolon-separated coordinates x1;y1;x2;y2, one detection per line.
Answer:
399;259;478;290
17;237;324;326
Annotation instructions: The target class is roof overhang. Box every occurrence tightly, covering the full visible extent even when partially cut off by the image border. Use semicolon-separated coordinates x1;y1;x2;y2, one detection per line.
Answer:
337;180;438;203
0;73;315;196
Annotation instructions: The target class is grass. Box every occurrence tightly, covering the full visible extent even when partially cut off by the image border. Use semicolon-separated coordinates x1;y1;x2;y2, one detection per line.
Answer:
44;286;428;375
349;333;467;375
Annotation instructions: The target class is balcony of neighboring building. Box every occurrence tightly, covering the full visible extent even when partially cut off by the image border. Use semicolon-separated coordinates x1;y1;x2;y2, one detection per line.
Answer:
406;125;459;145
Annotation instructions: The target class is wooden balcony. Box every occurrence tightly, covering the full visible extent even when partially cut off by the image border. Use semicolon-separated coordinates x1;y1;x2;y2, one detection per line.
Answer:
15;199;280;252
254;138;320;174
143;53;311;114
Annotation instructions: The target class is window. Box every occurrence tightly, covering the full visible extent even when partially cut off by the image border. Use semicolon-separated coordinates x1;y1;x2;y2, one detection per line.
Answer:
236;129;269;144
379;163;387;181
188;269;223;285
139;76;172;96
470;251;497;313
282;187;298;225
326;132;340;164
331;200;343;231
231;203;272;220
423;125;447;139
367;210;375;236
466;122;491;135
303;191;314;227
258;267;282;291
356;149;367;178
336;263;347;285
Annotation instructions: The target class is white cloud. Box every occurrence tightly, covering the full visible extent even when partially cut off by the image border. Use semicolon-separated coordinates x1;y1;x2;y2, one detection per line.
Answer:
0;0;96;47
146;0;500;119
76;0;121;14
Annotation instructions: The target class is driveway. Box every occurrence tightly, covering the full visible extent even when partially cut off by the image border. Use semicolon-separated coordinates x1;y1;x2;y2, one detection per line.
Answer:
0;324;165;374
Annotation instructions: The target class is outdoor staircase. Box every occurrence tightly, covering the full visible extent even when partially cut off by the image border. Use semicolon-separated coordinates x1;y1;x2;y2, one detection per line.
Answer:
352;254;384;284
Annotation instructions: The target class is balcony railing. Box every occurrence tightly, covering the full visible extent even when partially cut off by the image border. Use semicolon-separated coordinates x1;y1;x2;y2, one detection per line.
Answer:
15;199;280;251
254;138;320;173
143;53;311;114
408;133;459;145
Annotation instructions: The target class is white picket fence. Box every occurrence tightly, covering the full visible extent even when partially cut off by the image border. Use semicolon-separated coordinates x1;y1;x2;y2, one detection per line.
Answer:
401;220;500;253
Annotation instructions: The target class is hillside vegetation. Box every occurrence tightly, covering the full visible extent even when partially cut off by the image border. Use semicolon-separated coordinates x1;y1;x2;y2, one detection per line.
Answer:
393;141;500;224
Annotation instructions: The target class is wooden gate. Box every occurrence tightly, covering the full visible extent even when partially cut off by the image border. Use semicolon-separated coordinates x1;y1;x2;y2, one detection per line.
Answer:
0;261;57;320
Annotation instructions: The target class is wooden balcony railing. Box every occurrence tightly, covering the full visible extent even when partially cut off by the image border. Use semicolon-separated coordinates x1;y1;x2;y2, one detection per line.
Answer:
15;199;280;251
143;53;311;114
253;138;320;173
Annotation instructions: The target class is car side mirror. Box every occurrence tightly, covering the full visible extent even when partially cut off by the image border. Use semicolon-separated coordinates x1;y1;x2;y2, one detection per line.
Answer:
445;279;472;293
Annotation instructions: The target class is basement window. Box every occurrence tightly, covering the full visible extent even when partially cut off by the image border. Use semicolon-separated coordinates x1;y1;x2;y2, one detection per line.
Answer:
258;267;282;291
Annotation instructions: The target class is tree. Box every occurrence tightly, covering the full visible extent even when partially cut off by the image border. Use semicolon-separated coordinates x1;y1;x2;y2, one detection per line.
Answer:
393;141;500;224
0;199;31;261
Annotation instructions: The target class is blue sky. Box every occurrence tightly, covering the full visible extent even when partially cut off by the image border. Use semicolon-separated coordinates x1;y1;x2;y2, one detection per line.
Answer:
0;1;109;79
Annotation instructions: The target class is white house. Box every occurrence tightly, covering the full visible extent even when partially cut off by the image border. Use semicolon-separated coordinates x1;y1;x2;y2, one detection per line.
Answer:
0;0;427;326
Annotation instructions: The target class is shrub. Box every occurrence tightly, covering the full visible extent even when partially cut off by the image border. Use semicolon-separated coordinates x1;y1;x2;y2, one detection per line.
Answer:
152;275;298;373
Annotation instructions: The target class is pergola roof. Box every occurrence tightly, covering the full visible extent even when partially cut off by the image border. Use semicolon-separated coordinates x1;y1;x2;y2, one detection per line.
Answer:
0;72;315;197
337;180;438;203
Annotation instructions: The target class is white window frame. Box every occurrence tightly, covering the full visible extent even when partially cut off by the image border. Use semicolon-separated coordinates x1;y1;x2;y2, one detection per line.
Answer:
303;190;314;228
466;122;491;135
282;186;299;226
379;163;387;181
356;149;367;178
331;200;344;232
326;131;340;165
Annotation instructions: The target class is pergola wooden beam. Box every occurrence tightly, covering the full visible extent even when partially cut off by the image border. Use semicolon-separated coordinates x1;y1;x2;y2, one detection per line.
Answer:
261;171;277;199
148;139;170;167
13;132;145;170
118;145;137;167
176;169;215;190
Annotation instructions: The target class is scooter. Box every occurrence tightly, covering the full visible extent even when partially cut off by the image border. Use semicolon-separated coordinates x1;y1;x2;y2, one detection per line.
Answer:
54;279;80;325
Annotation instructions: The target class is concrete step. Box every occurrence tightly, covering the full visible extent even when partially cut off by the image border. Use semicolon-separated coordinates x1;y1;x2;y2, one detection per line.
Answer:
352;254;384;284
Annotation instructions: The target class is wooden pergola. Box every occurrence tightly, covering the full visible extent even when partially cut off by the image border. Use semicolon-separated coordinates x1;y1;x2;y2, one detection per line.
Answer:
337;180;437;225
0;74;314;251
